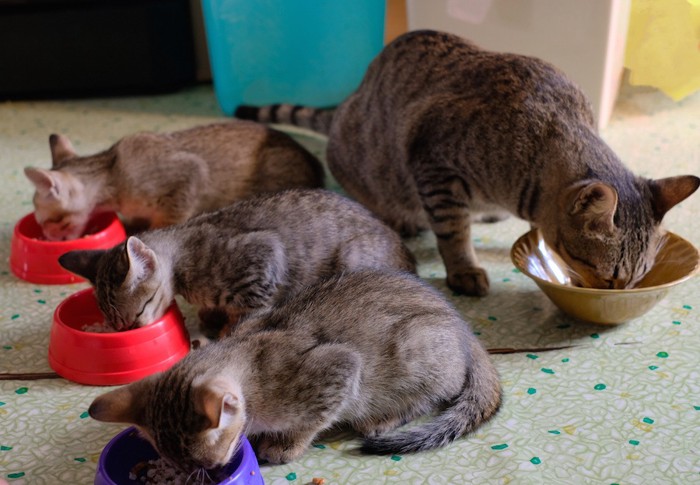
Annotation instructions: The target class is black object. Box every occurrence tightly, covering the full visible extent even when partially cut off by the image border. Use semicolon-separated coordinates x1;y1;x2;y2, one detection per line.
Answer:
0;0;197;99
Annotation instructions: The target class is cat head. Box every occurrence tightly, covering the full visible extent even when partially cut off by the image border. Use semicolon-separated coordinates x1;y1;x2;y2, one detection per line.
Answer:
89;366;246;472
58;236;173;330
548;175;699;289
24;134;92;241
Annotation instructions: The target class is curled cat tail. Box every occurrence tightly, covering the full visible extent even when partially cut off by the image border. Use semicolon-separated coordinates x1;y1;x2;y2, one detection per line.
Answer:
235;104;335;135
361;339;501;455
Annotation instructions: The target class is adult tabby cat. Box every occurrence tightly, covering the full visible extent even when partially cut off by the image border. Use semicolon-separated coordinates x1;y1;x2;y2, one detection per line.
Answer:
24;121;324;240
59;189;416;334
89;270;501;468
236;30;700;296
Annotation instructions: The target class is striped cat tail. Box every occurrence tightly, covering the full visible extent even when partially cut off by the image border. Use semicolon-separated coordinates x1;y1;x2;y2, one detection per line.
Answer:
235;104;335;135
360;339;501;455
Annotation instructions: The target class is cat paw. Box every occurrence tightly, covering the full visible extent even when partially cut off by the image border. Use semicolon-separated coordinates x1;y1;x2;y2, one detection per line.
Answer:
255;439;305;464
447;268;490;296
198;308;229;339
198;307;245;339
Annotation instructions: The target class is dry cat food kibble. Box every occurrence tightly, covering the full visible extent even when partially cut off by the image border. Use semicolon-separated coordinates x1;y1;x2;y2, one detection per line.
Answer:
129;458;218;484
31;226;97;241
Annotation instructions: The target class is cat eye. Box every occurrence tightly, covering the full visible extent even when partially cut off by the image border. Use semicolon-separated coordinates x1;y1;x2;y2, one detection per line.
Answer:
135;292;157;320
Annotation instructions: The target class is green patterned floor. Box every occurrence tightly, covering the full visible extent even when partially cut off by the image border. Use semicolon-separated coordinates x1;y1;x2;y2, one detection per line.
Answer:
0;83;698;484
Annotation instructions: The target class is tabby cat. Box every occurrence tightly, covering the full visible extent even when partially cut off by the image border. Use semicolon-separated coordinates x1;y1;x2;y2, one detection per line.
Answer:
236;30;700;296
59;189;416;334
88;270;501;469
24;121;324;240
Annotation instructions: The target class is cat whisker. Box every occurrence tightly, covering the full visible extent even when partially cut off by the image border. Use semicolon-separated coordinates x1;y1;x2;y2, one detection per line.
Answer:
184;467;202;485
201;467;215;484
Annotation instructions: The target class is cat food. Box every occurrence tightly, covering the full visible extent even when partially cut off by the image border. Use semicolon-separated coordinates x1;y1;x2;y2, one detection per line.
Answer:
31;227;96;241
129;458;218;484
81;321;115;333
312;478;326;485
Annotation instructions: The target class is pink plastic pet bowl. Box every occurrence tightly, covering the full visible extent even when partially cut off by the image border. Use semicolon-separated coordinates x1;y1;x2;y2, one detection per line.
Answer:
48;288;191;386
95;427;264;485
10;211;127;284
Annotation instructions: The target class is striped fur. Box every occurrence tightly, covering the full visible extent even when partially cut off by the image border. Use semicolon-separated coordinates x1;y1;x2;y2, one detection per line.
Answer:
235;104;335;135
89;270;501;469
58;189;416;334
236;30;699;294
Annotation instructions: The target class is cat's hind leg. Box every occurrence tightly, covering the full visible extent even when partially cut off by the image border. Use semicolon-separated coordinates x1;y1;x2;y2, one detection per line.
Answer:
150;154;207;227
149;203;197;229
416;168;490;296
338;233;417;274
255;344;362;464
354;414;407;438
327;141;429;236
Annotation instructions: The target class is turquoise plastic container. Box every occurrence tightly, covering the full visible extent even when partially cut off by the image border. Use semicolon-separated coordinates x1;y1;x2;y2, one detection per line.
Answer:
201;0;385;115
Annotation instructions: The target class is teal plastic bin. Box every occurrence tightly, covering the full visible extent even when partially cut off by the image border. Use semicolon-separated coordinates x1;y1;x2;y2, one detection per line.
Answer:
201;0;385;115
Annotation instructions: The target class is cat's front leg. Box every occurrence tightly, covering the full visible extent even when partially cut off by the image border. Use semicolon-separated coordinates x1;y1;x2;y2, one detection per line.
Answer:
445;261;490;297
217;307;246;338
254;430;318;464
198;306;245;339
416;172;490;296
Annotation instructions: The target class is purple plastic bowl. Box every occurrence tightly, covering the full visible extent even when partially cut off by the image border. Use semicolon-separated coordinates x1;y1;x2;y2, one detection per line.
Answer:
94;427;264;485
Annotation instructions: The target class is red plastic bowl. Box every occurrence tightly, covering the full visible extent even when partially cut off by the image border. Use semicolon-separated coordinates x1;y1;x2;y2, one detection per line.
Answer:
48;289;191;386
10;211;127;285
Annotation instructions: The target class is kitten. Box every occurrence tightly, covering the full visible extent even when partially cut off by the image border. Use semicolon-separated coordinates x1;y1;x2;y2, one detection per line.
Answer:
236;30;700;296
58;189;416;334
24;120;324;240
88;270;502;469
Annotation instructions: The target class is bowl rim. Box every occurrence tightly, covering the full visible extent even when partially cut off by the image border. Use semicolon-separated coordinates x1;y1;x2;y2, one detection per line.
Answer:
49;288;191;385
48;349;189;386
53;288;181;340
511;229;700;295
96;427;260;484
13;211;124;249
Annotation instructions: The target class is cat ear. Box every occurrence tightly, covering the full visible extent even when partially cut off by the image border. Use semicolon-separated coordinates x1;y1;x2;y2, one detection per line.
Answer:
89;383;145;425
196;385;242;430
49;134;76;166
568;182;618;234
58;249;106;284
24;167;60;199
648;175;700;222
124;237;158;285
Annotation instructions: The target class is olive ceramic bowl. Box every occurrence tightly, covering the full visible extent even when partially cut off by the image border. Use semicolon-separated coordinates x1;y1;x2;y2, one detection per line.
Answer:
511;229;699;324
